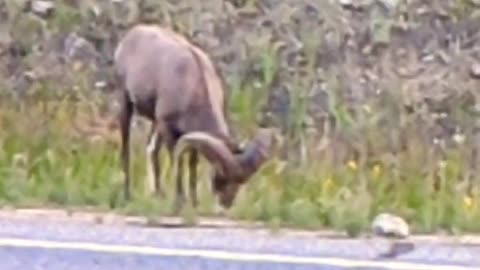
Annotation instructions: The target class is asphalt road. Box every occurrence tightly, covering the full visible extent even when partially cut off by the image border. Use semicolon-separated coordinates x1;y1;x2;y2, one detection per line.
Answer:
0;209;479;270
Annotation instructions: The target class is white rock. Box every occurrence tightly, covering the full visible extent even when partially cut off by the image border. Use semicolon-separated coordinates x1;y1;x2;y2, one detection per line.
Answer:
371;213;409;238
470;63;480;79
377;0;400;11
338;0;353;6
338;0;374;8
95;81;107;89
32;1;55;16
63;33;98;63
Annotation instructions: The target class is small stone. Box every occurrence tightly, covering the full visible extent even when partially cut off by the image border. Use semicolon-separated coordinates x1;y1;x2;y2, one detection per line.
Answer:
63;33;98;64
339;0;353;6
371;213;410;238
23;70;38;81
377;0;400;12
31;1;55;17
339;0;373;9
470;63;480;79
95;81;107;89
453;133;465;144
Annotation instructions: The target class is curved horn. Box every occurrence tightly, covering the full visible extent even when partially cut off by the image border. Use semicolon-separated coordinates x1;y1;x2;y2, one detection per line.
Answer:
236;128;278;183
174;132;243;178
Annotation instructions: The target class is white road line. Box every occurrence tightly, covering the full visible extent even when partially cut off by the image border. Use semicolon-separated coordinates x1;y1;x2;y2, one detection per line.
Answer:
0;237;477;270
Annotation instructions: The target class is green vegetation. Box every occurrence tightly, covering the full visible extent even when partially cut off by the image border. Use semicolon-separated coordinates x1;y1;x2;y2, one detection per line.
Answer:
0;78;478;236
1;0;480;236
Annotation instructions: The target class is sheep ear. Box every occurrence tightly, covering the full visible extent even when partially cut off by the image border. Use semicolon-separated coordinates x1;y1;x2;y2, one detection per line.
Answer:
174;132;242;178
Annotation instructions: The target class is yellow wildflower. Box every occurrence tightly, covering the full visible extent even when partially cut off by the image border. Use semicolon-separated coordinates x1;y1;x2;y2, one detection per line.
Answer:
322;178;335;192
372;164;382;179
362;105;372;114
347;160;358;171
464;195;474;211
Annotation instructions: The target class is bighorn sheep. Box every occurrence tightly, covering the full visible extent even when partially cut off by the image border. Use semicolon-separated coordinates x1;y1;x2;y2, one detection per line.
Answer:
113;24;276;210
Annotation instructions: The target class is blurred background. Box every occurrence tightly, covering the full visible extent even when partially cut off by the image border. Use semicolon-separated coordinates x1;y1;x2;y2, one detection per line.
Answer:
0;0;479;236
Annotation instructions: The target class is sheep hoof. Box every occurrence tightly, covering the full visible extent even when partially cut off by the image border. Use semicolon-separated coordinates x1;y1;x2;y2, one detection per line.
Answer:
173;197;185;215
213;202;226;216
155;188;166;199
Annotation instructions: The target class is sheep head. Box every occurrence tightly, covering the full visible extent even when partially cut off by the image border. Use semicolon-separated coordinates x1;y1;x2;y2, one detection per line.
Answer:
174;128;278;208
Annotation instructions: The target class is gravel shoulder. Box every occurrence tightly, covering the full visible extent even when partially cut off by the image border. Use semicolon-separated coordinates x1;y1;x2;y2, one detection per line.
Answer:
1;206;480;246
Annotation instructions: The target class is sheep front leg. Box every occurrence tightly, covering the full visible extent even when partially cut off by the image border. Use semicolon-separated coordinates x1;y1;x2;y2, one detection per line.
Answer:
188;150;199;208
173;151;186;214
119;92;133;201
174;149;199;213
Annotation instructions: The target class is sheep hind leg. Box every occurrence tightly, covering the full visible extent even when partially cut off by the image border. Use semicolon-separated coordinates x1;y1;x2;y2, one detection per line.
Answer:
158;127;185;214
145;123;164;197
